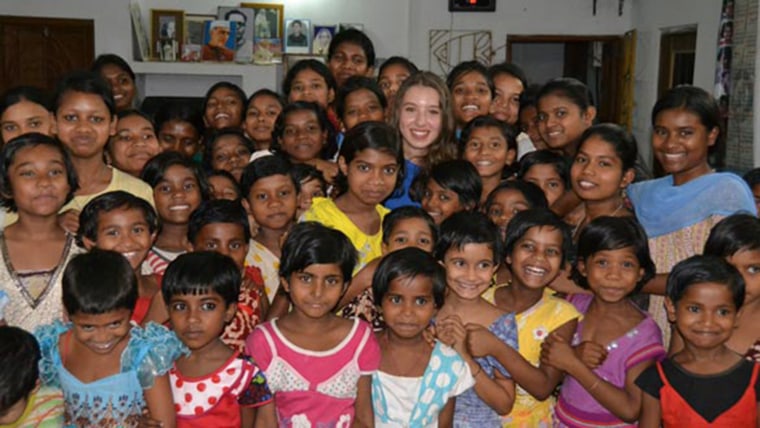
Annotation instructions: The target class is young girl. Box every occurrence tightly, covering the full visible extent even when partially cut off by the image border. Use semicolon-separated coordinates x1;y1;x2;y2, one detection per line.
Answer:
384;71;456;209
35;250;185;427
246;222;380;427
461;115;518;203
0;86;55;144
91;54;137;112
636;255;758;427
418;159;482;225
541;216;665;427
155;101;204;160
569;123;637;239
203;128;255;183
207;169;242;201
484;180;548;242
244;89;284;151
376;56;418;113
291;163;326;218
203;82;246;131
53;71;155;234
78;191;159;325
536;77;595;158
282;59;337;109
434;211;517;425
334;76;387;132
702;214;760;361
141;151;209;277
479;209;580;427
107;109;160;177
517;149;569;208
164;252;273;427
519;84;548;152
627;85;755;345
0;134;81;332
446;61;492;137
372;247;475;426
487;62;526;127
271;101;338;183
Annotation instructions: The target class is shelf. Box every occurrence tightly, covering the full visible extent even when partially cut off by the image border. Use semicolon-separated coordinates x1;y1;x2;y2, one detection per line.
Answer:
132;61;280;76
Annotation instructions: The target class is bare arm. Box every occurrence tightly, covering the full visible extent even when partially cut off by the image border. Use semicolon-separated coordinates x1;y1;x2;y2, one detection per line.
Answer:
266;288;290;321
638;389;662;428
339;260;376;308
551;189;582;218
143;373;177;428
437;397;455;428
253;401;277;427
240;406;255;428
640;273;668;295
352;375;374;427
142;291;169;326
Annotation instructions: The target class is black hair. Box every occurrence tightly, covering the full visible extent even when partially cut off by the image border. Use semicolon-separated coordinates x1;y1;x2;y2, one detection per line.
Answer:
290;19;304;28
271;101;337;160
446;60;493;95
115;108;155;128
572;216;655;291
62;249;138;315
202;82;246;121
334;76;387;120
487;62;528;91
154;101;205;137
79;190;158;246
141;151;211;200
667;255;745;309
372;247;447;308
162;251;241;306
202;128;256;173
377;56;419;79
415;160;482;210
517;149;570;189
460;115;518;155
484;180;548;214
282;59;337;100
504;209;572;266
0;326;41;414
652;85;721;139
240;154;299;199
328;28;376;68
246;88;286;112
335;121;403;196
187;199;251;244
537;77;594;112
207;169;243;200
280;221;357;282
576;123;638;171
0;86;51;117
291;163;327;191
435;211;502;263
0;133;78;212
743;167;760;189
53;70;116;116
91;54;136;82
704;214;760;258
382;206;438;246
519;84;542;110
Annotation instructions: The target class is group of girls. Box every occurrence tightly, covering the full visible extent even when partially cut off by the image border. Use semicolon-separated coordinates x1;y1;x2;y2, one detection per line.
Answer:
0;23;758;428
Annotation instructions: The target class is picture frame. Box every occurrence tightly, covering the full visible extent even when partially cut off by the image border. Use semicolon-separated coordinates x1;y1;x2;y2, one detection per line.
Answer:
218;6;255;63
201;20;238;62
129;0;150;61
312;25;336;56
151;9;184;61
241;3;284;41
284;19;311;54
183;14;215;62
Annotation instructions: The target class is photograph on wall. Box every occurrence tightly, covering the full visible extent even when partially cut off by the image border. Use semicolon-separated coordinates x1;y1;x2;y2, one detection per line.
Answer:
183;14;214;62
130;1;150;60
312;25;335;56
151;9;184;61
285;19;311;54
218;6;254;63
254;38;282;64
201;20;237;62
241;3;284;40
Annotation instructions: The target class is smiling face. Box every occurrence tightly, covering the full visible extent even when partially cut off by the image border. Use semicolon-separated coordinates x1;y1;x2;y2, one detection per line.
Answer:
490;73;524;125
210;135;251;182
519;105;546;150
99;64;136;112
69;308;132;355
487;189;531;240
451;71;491;129
192;223;249;270
152;165;202;225
463;126;515;181
383;217;435;253
522;163;565;207
339;148;399;207
652;108;717;186
537;93;594;155
378;63;412;107
288;69;334;108
1;100;55;143
579;246;643;303
245;174;297;233
8;144;71;217
443;243;497;300
507;226;564;290
167;290;235;352
421;179;463;225
398;85;443;157
55;91;116;160
280;109;326;163
244;94;282;149
204;87;243;130
109;114;160;177
328;42;372;88
381;274;437;339
283;263;346;320
158;120;200;158
85;207;155;271
341;88;385;131
571;135;632;203
666;282;739;350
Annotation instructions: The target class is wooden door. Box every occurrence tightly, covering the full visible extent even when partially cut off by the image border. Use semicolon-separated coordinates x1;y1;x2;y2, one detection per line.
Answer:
0;16;94;94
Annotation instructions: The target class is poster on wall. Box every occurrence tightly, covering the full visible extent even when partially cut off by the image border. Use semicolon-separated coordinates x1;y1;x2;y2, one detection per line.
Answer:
218;6;254;63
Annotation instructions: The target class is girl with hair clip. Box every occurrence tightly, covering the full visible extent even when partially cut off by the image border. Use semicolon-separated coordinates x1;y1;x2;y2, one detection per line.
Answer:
35;250;186;428
541;216;665;427
372;247;475;426
0;86;55;145
203;82;246;131
0;133;82;332
246;222;380;427
91;54;137;113
627;85;755;346
384;71;457;209
243;89;285;151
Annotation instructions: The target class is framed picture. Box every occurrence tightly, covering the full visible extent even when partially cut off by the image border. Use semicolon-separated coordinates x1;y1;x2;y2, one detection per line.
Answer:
184;14;214;62
218;6;254;63
151;9;184;61
283;54;325;74
312;25;335;56
241;3;284;40
285;19;310;54
129;1;150;60
201;20;238;62
254;38;283;64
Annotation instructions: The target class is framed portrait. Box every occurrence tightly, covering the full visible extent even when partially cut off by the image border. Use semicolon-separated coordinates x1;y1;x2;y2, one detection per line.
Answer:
312;25;335;56
151;9;184;61
241;3;284;41
283;54;325;74
183;14;214;62
218;6;254;63
285;19;310;54
201;20;238;62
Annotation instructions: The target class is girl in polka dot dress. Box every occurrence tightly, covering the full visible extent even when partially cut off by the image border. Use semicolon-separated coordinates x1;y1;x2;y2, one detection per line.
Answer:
164;252;273;427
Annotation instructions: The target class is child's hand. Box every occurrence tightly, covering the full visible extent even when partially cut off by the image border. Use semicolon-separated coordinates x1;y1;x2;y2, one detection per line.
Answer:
138;409;164;427
464;324;500;358
435;315;467;354
540;331;579;372
422;323;437;348
574;341;608;369
314;159;339;184
58;209;80;234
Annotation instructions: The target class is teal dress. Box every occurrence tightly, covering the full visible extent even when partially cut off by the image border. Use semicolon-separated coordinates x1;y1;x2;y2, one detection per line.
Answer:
35;321;187;428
